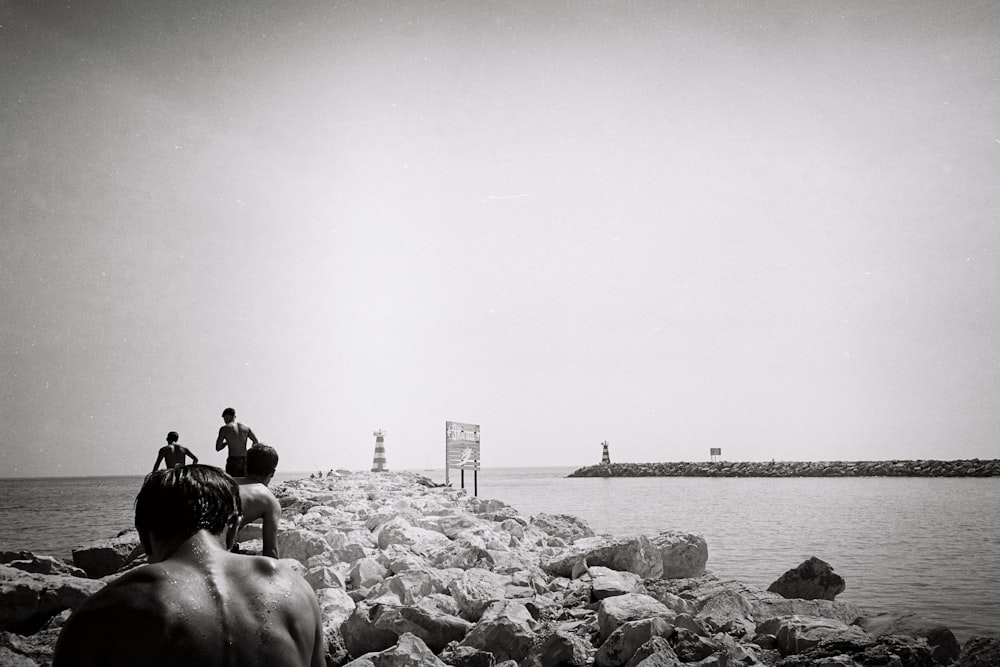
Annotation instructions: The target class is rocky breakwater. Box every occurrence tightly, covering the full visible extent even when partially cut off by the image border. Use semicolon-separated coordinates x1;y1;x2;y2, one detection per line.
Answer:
568;459;1000;478
2;471;997;667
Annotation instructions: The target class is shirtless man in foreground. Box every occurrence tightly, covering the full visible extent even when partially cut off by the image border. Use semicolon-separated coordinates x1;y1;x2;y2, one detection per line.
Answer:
53;465;324;667
151;431;198;471
235;443;282;559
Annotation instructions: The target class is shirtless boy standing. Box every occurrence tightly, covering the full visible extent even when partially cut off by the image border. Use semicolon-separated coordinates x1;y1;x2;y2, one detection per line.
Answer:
151;431;198;471
235;443;282;559
52;465;324;667
215;407;258;476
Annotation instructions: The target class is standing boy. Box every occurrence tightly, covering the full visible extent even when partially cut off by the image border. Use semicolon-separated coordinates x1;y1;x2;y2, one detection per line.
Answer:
215;407;258;476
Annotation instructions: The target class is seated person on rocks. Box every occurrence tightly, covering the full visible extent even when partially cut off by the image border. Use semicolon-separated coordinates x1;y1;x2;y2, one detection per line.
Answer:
151;431;198;471
53;465;324;667
234;443;282;559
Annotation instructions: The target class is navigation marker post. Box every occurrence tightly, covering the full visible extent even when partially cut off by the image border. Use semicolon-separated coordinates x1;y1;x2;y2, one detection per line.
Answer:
445;421;480;497
710;447;721;463
371;430;388;472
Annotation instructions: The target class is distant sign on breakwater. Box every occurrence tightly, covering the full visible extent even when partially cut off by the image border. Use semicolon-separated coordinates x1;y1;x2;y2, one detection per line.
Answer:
567;459;1000;478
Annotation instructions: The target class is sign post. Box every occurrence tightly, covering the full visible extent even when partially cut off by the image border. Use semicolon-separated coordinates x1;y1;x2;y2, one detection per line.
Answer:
445;421;480;496
710;447;721;463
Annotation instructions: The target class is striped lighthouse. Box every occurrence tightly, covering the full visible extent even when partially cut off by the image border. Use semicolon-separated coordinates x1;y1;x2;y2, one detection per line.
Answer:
601;440;611;464
371;430;388;472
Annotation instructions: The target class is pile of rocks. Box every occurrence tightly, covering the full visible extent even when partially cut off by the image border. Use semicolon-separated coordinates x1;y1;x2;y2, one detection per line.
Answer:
568;459;1000;478
1;471;996;666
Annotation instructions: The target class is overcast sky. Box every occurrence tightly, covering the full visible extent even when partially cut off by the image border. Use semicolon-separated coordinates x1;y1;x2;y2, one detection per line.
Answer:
2;1;999;477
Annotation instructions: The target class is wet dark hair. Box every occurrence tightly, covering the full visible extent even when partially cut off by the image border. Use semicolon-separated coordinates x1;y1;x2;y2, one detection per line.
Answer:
222;407;236;418
246;443;278;477
135;465;242;543
166;431;179;443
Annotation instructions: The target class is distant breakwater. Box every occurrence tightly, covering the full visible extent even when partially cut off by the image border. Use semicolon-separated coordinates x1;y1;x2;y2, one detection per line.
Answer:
568;458;1000;478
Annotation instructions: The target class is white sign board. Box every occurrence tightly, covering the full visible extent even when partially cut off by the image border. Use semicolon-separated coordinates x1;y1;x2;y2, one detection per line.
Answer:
446;421;480;472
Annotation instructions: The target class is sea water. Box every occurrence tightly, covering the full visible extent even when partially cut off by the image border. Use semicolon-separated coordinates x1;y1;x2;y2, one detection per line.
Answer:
0;467;996;642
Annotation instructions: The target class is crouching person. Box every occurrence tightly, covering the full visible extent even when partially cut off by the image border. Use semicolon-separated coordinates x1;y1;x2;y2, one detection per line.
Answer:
53;465;324;667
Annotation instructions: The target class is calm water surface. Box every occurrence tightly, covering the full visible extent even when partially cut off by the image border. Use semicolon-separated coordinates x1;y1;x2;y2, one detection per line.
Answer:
1;467;996;642
448;467;1000;643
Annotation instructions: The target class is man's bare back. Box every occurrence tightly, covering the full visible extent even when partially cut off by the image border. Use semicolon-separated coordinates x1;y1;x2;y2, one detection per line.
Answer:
54;465;322;667
53;531;323;667
237;479;281;558
154;444;197;470
152;432;197;471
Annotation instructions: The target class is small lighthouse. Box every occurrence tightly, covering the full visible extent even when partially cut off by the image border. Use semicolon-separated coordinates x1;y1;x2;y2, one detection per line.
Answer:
371;430;388;472
601;440;611;464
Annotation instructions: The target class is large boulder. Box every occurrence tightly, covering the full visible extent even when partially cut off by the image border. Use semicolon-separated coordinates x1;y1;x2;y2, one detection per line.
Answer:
521;629;592;667
0;565;105;633
543;536;662;579
0;626;63;666
415;512;483;539
649;532;707;579
670;627;722;663
0;643;39;666
767;557;845;601
589;566;645;601
596;593;676;644
341;602;472;656
690;586;756;636
436;644;496;667
460;612;536;664
349;557;389;591
367;569;450;606
70;531;140;578
375;517;451;552
305;564;347;591
315;586;356;629
957;636;1000;667
750;593;862;626
677;576;861;626
425;537;492;571
0;552;87;579
530;513;596;543
594;617;673;667
755;614;871;656
345;632;447;667
277;528;330;564
855;612;960;665
448;568;511;621
625;637;681;666
332;543;370;566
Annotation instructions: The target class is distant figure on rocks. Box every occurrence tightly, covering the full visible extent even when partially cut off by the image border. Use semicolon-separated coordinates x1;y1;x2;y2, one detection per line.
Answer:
235;444;281;559
52;465;324;667
215;407;258;477
152;431;198;471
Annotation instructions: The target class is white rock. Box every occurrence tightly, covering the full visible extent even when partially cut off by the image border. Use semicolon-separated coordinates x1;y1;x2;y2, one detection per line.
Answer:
315;586;356;628
349;557;389;590
597;593;677;643
651;531;708;579
448;568;512;621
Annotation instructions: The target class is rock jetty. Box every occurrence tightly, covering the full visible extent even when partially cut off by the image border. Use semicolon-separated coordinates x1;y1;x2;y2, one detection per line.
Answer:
1;470;997;666
568;459;1000;478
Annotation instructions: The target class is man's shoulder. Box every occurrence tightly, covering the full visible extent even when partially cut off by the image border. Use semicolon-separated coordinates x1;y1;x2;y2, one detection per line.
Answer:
238;482;280;515
72;564;168;616
227;553;300;585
